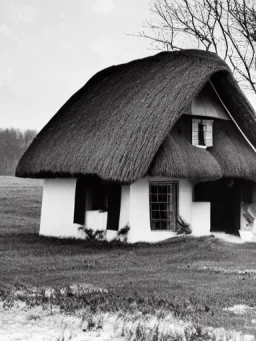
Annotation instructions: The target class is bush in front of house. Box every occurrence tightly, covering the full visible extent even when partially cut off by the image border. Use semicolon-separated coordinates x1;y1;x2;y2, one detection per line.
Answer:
78;226;106;241
176;215;192;235
116;225;130;242
78;225;130;243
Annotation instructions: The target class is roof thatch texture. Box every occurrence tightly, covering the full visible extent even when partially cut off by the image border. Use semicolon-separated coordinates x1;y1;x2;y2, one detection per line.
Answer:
148;131;222;181
16;50;256;183
209;120;256;181
150;120;256;182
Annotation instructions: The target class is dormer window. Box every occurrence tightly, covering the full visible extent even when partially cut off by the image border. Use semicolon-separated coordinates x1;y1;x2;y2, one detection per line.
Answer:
192;118;213;148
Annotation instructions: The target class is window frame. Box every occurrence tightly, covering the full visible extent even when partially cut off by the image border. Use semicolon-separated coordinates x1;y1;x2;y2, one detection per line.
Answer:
149;181;179;232
191;118;213;148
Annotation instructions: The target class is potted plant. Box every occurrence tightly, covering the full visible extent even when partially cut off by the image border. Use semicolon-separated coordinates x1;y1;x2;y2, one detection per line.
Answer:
239;203;255;242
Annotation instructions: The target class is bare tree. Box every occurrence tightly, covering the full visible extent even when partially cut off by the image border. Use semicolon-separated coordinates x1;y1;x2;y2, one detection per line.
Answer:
139;0;256;94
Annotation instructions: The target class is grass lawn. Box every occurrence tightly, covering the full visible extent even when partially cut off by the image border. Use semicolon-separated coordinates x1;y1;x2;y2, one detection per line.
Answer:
1;176;256;337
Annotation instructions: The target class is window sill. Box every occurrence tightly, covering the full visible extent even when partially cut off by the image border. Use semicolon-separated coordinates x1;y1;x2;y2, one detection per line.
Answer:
195;145;207;149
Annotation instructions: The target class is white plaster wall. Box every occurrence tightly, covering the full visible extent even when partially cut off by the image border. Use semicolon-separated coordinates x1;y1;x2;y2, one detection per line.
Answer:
106;230;118;241
85;211;108;230
191;83;230;120
128;177;193;243
40;178;209;242
191;202;211;236
179;179;193;224
40;179;83;238
119;185;130;230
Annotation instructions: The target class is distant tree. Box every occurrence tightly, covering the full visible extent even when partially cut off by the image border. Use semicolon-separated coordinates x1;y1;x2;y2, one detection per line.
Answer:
0;129;37;175
23;129;37;150
139;0;256;94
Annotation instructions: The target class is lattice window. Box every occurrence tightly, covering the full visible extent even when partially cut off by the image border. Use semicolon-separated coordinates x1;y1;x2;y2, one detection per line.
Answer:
149;182;177;231
192;119;213;147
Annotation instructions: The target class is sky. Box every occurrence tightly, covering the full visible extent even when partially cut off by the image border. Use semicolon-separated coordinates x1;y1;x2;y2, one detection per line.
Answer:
0;0;155;130
1;0;256;131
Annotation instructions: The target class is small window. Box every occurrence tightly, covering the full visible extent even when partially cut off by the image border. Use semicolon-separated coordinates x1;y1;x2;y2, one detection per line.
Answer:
86;184;108;211
192;119;213;147
74;181;108;225
149;182;177;231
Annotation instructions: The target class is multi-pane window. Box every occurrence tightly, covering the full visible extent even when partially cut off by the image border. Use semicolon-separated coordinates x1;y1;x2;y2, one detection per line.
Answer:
192;119;213;147
149;183;177;231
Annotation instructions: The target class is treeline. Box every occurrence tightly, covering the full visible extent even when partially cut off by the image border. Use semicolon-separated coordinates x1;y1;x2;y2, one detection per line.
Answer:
0;129;37;175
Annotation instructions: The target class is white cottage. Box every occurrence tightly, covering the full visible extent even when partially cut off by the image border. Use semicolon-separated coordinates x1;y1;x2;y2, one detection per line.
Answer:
16;50;256;242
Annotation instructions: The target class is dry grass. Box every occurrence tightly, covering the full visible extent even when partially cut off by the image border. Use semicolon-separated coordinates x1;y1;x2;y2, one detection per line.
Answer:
1;176;256;338
0;176;42;234
1;296;251;341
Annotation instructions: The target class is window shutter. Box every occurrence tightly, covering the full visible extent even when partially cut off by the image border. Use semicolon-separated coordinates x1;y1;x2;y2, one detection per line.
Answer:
192;119;199;146
73;179;86;225
192;119;213;148
204;120;213;147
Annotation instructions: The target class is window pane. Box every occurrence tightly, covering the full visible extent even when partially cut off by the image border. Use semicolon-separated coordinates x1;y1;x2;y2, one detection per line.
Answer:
160;211;167;220
160;186;167;193
151;185;157;194
161;221;167;230
152;211;158;219
150;183;177;231
151;203;158;211
160;203;167;211
151;194;157;202
192;119;213;147
159;194;167;202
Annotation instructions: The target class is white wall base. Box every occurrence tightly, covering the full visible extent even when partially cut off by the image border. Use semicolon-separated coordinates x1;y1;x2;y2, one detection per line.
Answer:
39;177;211;242
39;180;130;239
85;210;107;231
40;179;83;238
191;202;211;236
106;230;118;241
119;185;130;230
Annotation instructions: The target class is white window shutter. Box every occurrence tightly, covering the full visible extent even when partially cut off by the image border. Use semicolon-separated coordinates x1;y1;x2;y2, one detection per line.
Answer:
192;119;199;146
204;120;213;147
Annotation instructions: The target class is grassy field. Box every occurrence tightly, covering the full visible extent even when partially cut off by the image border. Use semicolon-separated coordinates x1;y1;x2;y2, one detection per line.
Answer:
1;176;256;338
0;176;43;234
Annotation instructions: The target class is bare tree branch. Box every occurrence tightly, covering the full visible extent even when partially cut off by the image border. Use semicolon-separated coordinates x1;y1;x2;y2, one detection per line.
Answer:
137;0;256;94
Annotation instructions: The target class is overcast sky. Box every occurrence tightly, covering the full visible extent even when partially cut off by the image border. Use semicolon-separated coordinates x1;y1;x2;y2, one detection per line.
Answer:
1;0;256;131
0;0;155;130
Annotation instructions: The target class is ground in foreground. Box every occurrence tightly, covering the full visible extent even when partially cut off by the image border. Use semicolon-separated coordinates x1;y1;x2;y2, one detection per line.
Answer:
1;176;256;339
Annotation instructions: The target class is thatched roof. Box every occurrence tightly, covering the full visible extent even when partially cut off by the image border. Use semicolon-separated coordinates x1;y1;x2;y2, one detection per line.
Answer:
210;120;256;181
150;120;256;182
149;131;222;181
16;50;256;183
